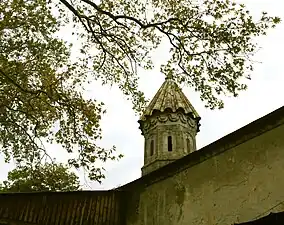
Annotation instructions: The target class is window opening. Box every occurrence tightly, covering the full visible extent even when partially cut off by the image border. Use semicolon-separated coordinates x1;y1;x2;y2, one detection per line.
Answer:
186;138;190;151
168;136;172;152
150;140;154;156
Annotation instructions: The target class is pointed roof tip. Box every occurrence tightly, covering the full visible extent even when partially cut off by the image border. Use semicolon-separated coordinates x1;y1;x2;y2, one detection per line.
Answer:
165;75;172;80
140;78;200;121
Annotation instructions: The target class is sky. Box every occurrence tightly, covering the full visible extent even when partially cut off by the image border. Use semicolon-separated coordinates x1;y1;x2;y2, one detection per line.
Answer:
1;0;284;190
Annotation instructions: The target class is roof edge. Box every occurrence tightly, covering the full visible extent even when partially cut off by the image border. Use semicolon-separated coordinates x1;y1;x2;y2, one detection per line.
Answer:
120;105;284;191
0;190;122;196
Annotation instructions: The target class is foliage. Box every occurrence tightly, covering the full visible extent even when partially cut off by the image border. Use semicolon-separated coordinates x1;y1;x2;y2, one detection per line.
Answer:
58;0;280;108
0;163;80;192
0;0;122;182
0;0;280;181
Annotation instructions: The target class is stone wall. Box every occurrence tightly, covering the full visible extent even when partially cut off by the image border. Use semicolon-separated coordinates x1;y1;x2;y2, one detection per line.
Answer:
141;111;198;175
125;121;284;225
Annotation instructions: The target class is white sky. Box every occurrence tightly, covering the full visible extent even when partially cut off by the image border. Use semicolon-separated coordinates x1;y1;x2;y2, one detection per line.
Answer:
1;0;284;190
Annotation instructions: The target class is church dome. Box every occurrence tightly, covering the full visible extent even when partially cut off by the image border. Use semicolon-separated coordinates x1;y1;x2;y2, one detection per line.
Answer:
139;77;201;175
139;77;200;121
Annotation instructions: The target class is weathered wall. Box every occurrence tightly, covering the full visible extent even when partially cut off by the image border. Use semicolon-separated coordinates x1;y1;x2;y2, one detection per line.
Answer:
141;111;198;176
126;122;284;225
0;190;126;225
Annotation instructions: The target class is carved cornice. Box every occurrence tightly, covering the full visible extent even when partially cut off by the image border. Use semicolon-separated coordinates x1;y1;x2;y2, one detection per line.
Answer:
139;112;199;135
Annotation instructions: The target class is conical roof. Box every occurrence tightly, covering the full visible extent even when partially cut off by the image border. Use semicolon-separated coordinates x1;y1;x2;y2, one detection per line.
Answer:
140;78;200;121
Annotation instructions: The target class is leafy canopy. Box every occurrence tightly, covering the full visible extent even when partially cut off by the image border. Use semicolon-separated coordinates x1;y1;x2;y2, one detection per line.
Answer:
59;0;280;108
0;0;122;182
0;163;80;192
0;0;280;181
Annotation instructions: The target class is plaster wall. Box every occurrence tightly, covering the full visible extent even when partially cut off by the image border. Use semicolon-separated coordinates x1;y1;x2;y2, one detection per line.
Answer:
126;123;284;225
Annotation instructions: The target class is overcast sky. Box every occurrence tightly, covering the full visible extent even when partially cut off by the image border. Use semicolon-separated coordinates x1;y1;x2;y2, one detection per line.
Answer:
1;0;284;190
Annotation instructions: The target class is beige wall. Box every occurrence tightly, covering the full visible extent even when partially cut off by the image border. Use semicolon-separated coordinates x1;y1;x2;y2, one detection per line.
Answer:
126;123;284;225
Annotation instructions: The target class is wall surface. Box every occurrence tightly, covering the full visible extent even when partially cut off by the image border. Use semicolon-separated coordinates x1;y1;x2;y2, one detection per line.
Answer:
126;122;284;225
0;190;126;225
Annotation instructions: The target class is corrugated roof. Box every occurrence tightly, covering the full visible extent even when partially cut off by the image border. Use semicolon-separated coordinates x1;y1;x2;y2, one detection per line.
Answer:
0;191;126;225
140;78;200;120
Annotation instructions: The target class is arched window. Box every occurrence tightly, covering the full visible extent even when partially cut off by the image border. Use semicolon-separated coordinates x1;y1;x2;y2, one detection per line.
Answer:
168;136;172;152
150;140;154;156
186;138;191;152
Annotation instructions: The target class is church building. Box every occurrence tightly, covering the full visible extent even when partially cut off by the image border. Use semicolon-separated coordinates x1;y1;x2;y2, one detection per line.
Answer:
1;78;284;225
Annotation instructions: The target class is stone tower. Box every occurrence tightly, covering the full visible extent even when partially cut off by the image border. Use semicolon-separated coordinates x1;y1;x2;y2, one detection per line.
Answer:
138;77;201;175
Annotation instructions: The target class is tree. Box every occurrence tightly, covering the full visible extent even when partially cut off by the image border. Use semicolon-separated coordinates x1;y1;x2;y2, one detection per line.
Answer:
0;0;122;182
0;163;80;192
58;0;280;108
0;0;280;181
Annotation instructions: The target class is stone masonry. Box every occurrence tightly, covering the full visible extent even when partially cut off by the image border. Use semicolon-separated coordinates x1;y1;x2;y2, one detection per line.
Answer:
138;78;200;175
